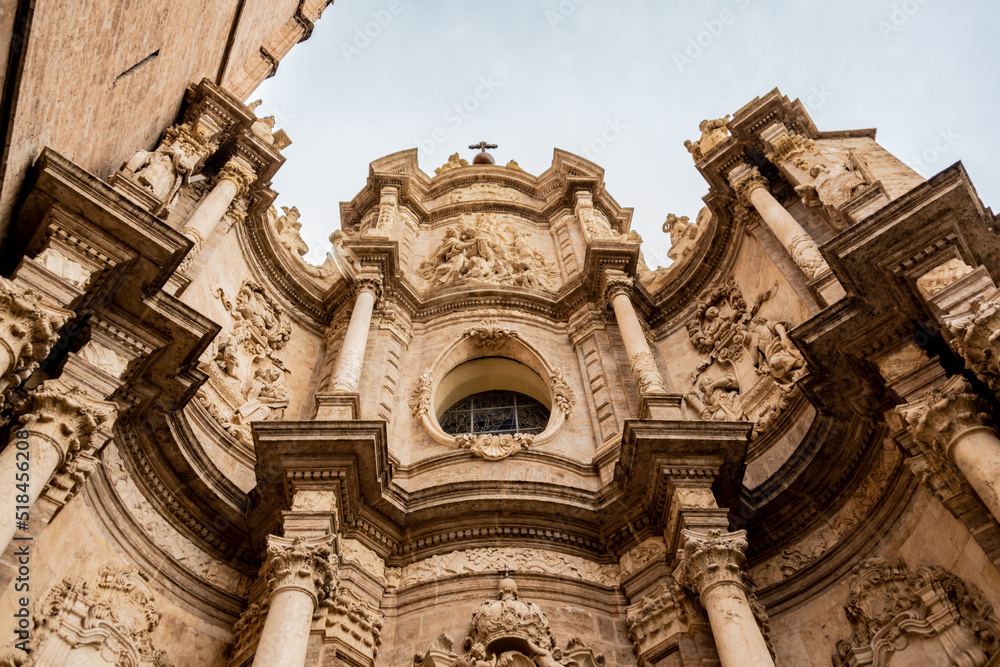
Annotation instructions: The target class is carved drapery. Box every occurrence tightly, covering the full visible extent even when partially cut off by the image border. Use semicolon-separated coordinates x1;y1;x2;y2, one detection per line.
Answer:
832;558;1000;666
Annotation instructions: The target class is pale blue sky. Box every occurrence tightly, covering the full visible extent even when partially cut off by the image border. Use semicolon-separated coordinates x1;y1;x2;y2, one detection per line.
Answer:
254;1;999;268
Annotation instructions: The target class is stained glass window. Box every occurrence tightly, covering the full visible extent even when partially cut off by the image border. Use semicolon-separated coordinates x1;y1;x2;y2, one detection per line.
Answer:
439;390;550;436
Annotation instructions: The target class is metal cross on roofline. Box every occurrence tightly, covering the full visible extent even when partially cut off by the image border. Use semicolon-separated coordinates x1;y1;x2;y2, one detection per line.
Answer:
470;141;498;153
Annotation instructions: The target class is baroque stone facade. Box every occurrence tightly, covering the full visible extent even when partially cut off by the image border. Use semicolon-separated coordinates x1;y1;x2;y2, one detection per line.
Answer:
0;31;999;667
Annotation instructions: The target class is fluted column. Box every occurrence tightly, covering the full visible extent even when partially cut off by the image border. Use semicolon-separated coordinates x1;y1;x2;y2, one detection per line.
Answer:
674;529;774;667
0;278;72;405
330;272;383;392
252;535;337;667
730;165;830;281
897;375;1000;522
179;157;256;257
604;271;666;394
0;378;116;554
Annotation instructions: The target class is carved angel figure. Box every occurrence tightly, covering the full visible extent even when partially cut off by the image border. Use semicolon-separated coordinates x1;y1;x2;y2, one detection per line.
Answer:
745;317;807;386
684;374;745;421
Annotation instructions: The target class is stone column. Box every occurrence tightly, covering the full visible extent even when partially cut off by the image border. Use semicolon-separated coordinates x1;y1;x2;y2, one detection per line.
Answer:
0;278;72;405
897;375;1000;522
604;271;667;394
252;535;337;667
730;165;830;281
674;529;774;667
330;272;383;393
0;378;116;555
179;157;256;255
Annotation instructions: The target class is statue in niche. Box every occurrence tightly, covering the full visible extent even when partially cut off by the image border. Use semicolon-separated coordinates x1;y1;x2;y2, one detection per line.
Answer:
417;214;556;289
119;121;218;212
684;374;745;421
745;317;807;386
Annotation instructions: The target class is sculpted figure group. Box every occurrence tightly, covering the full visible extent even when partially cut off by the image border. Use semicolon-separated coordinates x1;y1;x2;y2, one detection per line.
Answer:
418;215;555;289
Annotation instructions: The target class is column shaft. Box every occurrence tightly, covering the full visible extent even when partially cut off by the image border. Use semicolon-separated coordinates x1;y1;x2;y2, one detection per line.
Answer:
251;588;316;667
0;430;62;553
748;186;807;250
951;427;1000;522
701;583;775;667
181;177;241;243
331;289;377;392
610;290;666;394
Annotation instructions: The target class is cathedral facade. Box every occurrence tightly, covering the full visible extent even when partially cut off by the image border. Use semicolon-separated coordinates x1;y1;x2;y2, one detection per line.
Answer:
1;7;1000;667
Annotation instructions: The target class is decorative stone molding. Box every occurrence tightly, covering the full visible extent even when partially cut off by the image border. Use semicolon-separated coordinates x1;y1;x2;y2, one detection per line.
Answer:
549;369;576;416
0;278;72;405
409;369;433;418
340;538;386;582
764;129;819;165
896;375;991;459
674;529;749;595
916;257;975;298
415;578;605;667
625;580;696;660
227;601;268;664
619;538;667;579
354;271;384;304
317;588;384;660
34;245;94;289
103;443;248;594
455;432;534;461
751;439;902;588
832;558;1000;666
450;182;521;204
4;566;174;667
261;534;337;603
462;319;520;349
731;166;769;208
389;547;619;589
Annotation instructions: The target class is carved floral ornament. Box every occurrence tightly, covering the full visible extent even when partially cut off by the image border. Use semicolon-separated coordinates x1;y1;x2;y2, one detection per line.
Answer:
409;322;576;460
832;558;1000;667
0;565;173;667
413;578;604;667
895;375;991;459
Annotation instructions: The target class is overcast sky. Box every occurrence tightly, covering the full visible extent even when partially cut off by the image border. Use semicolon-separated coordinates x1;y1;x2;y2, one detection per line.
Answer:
253;0;999;268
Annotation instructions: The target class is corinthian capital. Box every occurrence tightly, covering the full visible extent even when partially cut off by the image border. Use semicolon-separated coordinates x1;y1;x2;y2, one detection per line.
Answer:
18;378;118;463
261;534;337;603
0;278;72;401
673;528;749;595
603;271;634;306
730;166;769;208
217;158;257;197
354;271;384;303
896;375;992;459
